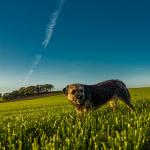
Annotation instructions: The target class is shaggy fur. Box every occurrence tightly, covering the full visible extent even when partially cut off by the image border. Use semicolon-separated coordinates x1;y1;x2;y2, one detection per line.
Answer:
63;79;135;115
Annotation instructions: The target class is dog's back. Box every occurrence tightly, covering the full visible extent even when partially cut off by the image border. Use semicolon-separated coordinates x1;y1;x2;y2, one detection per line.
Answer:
94;79;134;110
96;79;126;88
95;79;130;98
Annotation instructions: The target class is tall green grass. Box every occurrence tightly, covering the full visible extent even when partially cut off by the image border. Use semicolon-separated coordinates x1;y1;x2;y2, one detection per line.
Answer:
0;92;149;149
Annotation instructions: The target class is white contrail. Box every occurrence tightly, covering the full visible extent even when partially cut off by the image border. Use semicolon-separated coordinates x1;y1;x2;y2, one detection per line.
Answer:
24;69;34;83
23;0;66;83
23;54;42;83
43;0;66;49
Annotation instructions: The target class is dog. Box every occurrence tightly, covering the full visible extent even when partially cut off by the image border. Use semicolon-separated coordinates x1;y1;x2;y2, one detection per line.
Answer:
63;79;135;115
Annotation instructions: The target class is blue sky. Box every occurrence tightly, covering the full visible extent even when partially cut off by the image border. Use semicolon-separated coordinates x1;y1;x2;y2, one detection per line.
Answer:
0;0;150;93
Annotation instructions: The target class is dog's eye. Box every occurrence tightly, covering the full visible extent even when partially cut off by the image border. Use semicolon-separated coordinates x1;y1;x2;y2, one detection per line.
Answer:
79;89;83;93
71;90;76;94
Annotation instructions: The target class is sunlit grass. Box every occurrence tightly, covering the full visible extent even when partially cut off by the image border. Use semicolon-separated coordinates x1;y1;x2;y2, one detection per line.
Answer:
0;95;69;111
0;91;149;149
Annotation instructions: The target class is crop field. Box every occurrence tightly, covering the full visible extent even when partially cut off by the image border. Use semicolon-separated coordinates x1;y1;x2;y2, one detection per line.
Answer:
0;90;150;149
0;98;3;102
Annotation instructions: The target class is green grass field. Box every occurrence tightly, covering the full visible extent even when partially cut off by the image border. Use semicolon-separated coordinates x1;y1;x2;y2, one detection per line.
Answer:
130;87;150;97
0;89;150;149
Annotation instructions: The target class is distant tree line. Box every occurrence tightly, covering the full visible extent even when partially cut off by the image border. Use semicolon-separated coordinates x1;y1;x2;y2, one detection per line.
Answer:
2;84;54;101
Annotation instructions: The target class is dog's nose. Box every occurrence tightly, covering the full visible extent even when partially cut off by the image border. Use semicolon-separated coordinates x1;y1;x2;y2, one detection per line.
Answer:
77;95;82;99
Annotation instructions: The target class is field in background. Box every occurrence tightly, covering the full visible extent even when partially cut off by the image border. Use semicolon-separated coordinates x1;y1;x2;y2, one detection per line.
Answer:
130;87;150;97
0;95;68;111
0;89;149;149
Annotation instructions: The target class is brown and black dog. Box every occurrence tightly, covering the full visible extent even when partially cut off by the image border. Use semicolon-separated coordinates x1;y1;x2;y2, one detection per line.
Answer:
63;79;135;115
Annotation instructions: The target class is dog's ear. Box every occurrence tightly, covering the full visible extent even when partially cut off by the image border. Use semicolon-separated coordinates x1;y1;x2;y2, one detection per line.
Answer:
63;87;68;95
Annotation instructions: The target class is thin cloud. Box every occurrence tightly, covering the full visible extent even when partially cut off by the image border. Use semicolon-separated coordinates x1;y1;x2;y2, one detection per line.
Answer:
24;69;34;83
23;0;66;84
23;54;42;83
43;0;66;49
33;54;42;67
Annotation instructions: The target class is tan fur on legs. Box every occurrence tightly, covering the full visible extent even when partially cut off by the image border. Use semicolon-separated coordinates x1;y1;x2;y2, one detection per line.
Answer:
108;99;118;111
76;107;89;117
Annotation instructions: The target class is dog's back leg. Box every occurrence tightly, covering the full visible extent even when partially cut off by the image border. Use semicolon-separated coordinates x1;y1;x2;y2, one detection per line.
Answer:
119;97;135;111
117;89;135;111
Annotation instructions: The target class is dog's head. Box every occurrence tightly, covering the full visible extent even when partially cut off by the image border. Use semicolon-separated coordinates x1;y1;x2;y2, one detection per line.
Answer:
63;84;85;105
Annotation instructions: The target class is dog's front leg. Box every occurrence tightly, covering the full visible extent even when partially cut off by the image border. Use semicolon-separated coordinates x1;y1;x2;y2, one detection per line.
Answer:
76;107;89;117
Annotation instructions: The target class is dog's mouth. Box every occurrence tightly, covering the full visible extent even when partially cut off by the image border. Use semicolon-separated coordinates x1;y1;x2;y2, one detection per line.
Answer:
73;99;81;105
69;97;81;105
